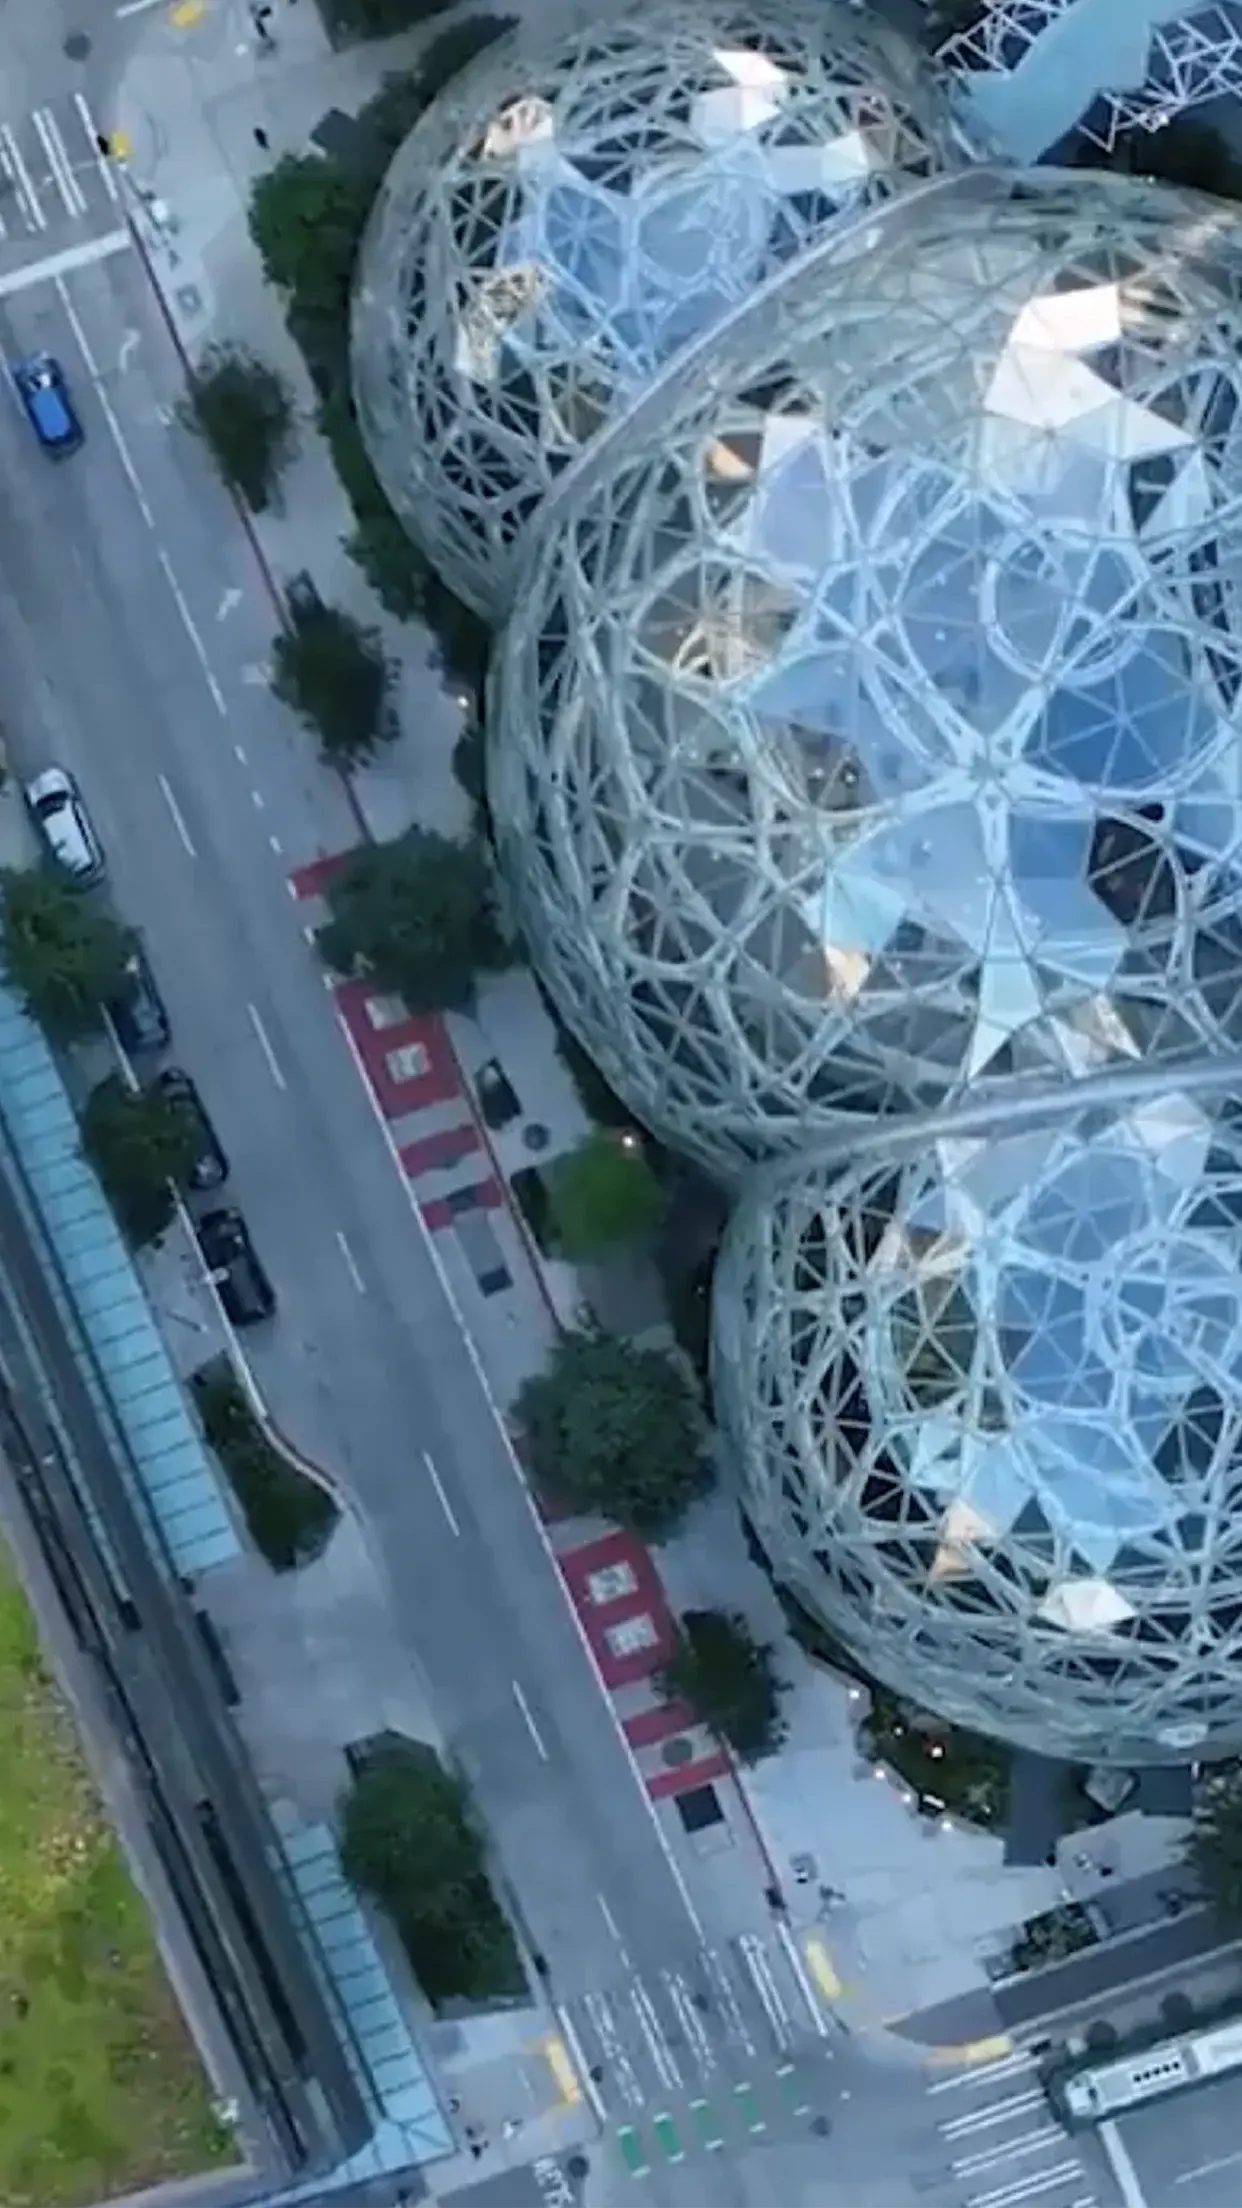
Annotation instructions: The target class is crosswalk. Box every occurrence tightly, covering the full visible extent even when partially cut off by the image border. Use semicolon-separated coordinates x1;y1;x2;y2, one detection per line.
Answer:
555;1931;837;2180
0;92;121;246
926;2044;1098;2208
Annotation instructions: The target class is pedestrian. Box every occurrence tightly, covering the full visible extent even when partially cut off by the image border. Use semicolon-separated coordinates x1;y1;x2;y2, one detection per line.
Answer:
253;127;270;152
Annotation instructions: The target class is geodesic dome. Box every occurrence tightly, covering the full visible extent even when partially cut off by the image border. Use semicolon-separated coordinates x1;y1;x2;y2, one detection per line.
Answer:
491;164;1242;1179
351;0;961;620
714;1088;1242;1765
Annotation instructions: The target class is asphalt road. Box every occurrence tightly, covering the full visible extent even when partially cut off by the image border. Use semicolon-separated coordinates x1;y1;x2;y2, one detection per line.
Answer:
0;242;708;2009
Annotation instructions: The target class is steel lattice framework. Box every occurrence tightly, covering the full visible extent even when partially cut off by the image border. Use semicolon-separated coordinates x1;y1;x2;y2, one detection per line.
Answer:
351;0;960;620
714;1091;1242;1764
492;167;1242;1179
934;1;1242;151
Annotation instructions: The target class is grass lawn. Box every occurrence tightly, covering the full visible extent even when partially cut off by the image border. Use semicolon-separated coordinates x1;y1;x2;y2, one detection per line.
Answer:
0;1536;233;2206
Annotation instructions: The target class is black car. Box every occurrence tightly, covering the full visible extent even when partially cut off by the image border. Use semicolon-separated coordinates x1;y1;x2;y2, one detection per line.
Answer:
108;945;171;1055
196;1208;275;1327
153;1069;228;1193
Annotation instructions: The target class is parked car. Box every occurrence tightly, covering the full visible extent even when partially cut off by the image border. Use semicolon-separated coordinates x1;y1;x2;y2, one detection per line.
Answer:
196;1207;274;1326
13;354;83;457
153;1068;228;1192
108;944;171;1055
24;766;104;886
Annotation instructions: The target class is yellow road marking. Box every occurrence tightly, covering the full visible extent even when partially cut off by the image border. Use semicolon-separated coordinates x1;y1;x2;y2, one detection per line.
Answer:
542;2033;582;2105
804;1936;844;2001
926;2033;1014;2067
170;0;205;25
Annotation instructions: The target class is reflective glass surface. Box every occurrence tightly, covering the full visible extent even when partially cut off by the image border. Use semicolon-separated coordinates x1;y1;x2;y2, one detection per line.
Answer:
493;168;1242;1176
715;1092;1242;1763
351;0;958;618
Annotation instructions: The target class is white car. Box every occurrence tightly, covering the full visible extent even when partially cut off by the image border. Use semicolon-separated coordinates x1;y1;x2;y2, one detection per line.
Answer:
24;767;105;887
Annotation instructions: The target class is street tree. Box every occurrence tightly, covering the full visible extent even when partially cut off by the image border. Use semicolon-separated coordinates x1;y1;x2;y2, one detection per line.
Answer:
1186;1764;1242;1926
180;344;297;514
340;1744;523;2005
318;828;510;1013
546;1130;665;1260
516;1326;711;1540
0;869;135;1040
270;600;394;766
249;152;371;322
80;1075;201;1249
659;1608;788;1765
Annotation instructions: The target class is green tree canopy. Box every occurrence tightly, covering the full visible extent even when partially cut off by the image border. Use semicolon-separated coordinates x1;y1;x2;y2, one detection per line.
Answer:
1186;1765;1242;1925
0;870;135;1040
659;1608;788;1765
180;344;297;513
249;153;371;323
546;1130;665;1260
80;1075;200;1248
271;601;394;765
318;828;509;1013
516;1326;711;1539
246;36;511;647
339;1745;522;2005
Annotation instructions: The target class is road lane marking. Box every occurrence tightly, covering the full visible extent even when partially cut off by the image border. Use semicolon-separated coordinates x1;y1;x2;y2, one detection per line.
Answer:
1177;2147;1242;2183
421;1449;460;1534
33;108;86;218
630;1980;682;2093
335;1229;366;1295
584;1989;644;2107
0;124;43;231
53;272;154;522
118;329;140;373
157;772;196;857
942;2089;1047;2137
0;230;130;297
55;276;230;718
74;94;120;201
779;1919;831;2037
157;547;227;713
217;586;242;620
951;2126;1067;2175
701;1942;756;2059
964;2165;1082;2208
247;1002;287;1091
116;0;166;15
555;2004;607;2121
512;1678;549;1760
328;1001;709;1943
598;1892;625;1945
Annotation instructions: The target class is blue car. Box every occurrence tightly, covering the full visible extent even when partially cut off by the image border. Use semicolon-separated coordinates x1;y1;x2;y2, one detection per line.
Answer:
13;354;83;456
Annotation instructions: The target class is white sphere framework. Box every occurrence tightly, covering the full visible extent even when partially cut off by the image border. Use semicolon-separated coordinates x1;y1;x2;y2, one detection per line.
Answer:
714;1087;1242;1766
351;0;962;620
491;165;1242;1179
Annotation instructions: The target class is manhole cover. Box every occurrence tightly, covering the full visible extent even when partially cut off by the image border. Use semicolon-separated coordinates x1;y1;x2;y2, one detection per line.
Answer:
63;31;91;59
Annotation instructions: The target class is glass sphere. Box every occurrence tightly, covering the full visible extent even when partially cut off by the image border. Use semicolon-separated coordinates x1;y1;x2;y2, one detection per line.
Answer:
714;1088;1242;1765
492;165;1242;1177
351;0;961;619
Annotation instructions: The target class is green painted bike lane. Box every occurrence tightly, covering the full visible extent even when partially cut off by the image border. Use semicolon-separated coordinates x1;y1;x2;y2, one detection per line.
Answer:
613;2059;823;2179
